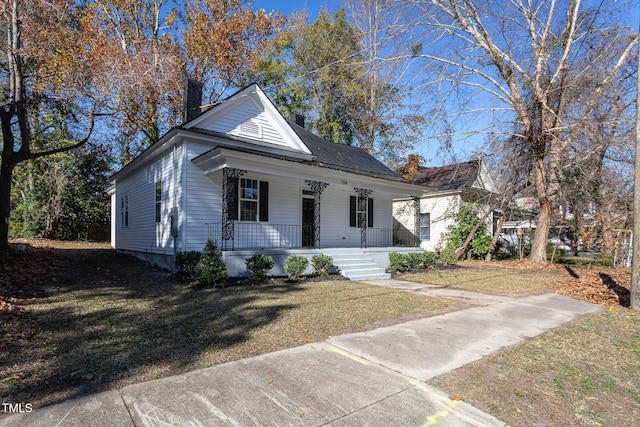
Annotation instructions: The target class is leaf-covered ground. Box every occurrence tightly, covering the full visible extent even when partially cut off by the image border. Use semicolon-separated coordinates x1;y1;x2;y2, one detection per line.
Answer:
0;240;450;411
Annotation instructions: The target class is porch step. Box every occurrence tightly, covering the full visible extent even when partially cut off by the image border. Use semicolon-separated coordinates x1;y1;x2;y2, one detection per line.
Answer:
330;254;391;281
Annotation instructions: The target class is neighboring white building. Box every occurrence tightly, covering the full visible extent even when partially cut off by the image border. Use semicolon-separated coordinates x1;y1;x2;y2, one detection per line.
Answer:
107;84;424;277
394;157;498;252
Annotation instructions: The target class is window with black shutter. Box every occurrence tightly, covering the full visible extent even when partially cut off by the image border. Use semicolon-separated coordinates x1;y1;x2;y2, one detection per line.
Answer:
230;178;269;222
349;195;373;227
259;181;269;222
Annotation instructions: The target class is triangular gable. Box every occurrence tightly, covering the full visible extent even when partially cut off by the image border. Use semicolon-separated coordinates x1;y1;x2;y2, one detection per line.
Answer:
183;84;311;154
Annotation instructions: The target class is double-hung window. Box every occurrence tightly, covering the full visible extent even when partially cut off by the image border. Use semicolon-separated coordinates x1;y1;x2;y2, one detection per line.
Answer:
349;196;374;228
228;177;269;222
155;182;162;223
420;212;431;240
240;178;258;221
121;195;129;227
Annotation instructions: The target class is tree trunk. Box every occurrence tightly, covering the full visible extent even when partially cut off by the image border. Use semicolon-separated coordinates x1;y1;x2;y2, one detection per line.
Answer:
530;149;550;263
530;200;551;263
486;213;506;262
0;160;15;252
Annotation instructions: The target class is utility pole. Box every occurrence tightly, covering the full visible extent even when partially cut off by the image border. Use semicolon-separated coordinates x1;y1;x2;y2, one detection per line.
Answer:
631;26;640;309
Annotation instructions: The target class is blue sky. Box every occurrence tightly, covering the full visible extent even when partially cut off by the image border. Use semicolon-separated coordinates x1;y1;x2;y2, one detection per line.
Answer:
252;0;338;18
249;0;640;167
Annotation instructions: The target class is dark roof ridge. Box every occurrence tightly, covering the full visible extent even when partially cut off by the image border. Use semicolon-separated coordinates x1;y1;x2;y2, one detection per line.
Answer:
286;120;400;178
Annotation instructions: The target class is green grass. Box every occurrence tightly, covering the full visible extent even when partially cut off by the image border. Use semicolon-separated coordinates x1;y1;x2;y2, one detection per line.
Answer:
0;275;451;411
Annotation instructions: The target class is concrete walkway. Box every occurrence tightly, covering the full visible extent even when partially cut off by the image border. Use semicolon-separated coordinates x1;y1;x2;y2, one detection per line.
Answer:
2;281;604;427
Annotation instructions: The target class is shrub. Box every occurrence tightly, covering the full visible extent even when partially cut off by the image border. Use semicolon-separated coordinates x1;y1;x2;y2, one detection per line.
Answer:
311;254;334;276
406;252;424;270
246;254;274;280
195;238;228;286
284;255;309;279
421;251;440;268
388;252;410;272
438;245;459;264
440;201;492;260
175;251;202;277
390;251;440;272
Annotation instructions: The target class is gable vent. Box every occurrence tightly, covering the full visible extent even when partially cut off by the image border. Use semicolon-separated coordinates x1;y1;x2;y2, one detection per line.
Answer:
239;120;262;138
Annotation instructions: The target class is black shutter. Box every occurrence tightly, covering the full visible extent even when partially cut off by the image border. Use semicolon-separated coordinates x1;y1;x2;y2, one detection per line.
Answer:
259;181;269;222
350;195;356;227
228;178;239;220
368;198;374;228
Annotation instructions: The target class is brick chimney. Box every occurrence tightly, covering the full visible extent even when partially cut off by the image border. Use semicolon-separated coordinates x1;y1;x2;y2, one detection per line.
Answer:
291;114;305;128
406;154;420;179
183;79;203;123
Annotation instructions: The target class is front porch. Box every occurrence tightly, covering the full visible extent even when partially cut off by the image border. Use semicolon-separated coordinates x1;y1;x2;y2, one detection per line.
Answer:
206;222;420;251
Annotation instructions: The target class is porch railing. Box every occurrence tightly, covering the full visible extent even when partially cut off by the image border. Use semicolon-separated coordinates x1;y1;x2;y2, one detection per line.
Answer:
206;222;420;250
366;228;421;248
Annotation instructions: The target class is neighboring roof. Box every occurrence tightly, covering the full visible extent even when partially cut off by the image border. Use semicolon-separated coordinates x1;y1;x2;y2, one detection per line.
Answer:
287;121;400;178
414;160;480;191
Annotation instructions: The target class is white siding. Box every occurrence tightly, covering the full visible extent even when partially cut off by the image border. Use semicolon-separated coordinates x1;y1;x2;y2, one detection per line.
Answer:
183;141;221;252
116;138;401;255
394;194;459;251
198;98;290;148
115;144;184;255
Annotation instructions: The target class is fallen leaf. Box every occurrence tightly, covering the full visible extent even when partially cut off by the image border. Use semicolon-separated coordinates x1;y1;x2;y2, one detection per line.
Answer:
3;373;23;382
449;395;465;401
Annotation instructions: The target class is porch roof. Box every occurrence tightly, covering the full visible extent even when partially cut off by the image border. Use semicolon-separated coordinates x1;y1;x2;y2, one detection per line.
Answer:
192;145;426;196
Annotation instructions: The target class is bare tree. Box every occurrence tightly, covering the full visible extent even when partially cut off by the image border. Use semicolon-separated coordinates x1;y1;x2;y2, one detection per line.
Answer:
0;0;103;251
346;0;426;165
401;0;637;263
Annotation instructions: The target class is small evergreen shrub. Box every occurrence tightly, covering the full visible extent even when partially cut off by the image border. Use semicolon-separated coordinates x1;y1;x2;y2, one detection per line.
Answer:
195;238;228;286
438;245;459;264
406;252;424;270
246;254;274;280
421;251;439;268
175;251;202;277
311;254;334;276
284;255;309;279
388;252;410;272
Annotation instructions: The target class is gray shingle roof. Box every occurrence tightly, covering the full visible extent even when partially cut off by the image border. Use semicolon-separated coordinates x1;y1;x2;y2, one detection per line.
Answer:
287;121;400;178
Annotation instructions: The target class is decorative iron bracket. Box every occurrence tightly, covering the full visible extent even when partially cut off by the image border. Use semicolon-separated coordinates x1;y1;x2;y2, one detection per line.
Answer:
354;188;373;248
305;180;329;248
222;167;246;250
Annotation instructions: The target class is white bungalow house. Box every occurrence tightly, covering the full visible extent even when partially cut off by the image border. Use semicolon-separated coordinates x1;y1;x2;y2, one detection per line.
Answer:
107;84;425;279
393;156;499;252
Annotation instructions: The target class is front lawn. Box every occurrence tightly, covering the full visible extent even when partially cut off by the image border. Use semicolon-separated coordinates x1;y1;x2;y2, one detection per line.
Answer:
397;261;576;294
429;307;640;426
0;241;451;411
